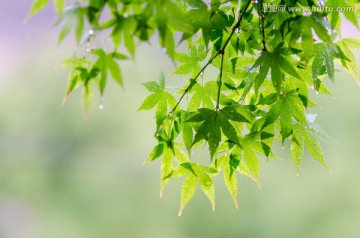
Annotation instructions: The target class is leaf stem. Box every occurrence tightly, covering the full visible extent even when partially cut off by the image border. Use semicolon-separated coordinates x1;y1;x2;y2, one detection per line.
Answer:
169;0;252;114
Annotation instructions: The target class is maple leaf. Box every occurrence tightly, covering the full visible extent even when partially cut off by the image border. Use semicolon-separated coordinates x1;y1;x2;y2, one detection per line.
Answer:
138;72;177;131
187;105;251;157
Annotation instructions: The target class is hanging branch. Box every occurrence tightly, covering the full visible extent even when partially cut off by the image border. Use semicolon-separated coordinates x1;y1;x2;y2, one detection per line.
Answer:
169;0;252;114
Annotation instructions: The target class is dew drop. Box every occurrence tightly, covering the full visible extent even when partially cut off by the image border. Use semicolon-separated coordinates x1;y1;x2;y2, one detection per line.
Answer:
296;172;300;177
235;28;240;35
99;97;104;110
89;29;94;35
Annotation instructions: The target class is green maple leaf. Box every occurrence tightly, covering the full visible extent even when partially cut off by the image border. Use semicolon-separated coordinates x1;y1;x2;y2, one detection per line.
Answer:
173;43;208;76
286;15;331;58
186;1;212;46
178;174;197;216
262;89;307;142
188;82;217;110
220;154;239;208
240;134;261;184
169;162;216;216
111;15;137;57
181;111;194;154
187;105;251;158
92;49;127;95
296;65;332;96
252;50;300;94
156;143;192;197
312;43;338;83
155;1;195;59
291;123;330;174
138;72;177;130
65;66;99;119
215;151;254;209
212;53;255;90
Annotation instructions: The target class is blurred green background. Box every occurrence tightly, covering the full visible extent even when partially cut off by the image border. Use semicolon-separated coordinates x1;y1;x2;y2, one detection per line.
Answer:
1;2;360;238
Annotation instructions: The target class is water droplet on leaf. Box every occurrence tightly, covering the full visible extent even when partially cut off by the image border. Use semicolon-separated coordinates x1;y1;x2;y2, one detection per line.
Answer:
99;104;104;110
296;172;300;177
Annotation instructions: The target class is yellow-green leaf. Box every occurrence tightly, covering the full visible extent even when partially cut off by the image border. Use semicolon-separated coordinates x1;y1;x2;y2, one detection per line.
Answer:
178;174;197;216
54;0;65;14
160;147;173;197
199;172;215;211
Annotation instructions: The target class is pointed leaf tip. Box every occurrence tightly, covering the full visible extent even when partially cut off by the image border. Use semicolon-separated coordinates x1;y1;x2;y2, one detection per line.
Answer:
25;0;50;23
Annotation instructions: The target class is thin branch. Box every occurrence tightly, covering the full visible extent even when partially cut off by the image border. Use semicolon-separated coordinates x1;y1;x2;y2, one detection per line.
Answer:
216;52;225;110
169;55;218;114
259;1;267;51
169;0;252;114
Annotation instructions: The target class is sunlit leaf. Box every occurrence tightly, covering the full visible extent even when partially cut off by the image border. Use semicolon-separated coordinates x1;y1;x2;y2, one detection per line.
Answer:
199;171;215;211
160;146;173;197
178;174;197;216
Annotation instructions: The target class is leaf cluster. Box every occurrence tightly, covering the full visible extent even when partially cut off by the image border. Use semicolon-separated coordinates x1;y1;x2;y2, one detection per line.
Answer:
28;0;360;214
